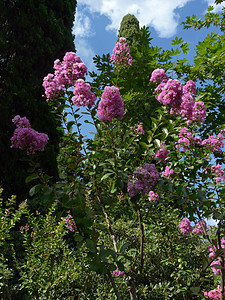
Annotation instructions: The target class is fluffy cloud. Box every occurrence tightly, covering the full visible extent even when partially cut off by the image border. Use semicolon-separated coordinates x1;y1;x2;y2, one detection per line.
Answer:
75;39;95;72
203;0;225;12
73;8;94;38
77;0;193;38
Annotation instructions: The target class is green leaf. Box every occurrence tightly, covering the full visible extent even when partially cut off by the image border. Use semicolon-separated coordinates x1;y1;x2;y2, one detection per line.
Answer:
171;36;183;45
111;181;117;193
86;239;96;251
25;174;39;184
75;235;84;242
140;142;148;149
120;242;130;253
154;139;161;148
29;184;43;196
101;173;114;181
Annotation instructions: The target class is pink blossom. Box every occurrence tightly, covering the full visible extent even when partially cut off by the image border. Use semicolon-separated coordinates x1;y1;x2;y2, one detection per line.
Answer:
127;164;160;197
208;237;225;275
192;220;207;235
43;52;87;100
191;101;206;123
65;215;76;232
11;115;48;155
130;123;145;135
113;269;125;277
204;286;222;299
149;191;159;202
202;135;224;154
183;80;196;96
154;142;170;162
110;37;132;67
97;86;124;122
72;79;96;107
150;69;169;83
178;218;193;235
162;165;174;178
12;115;30;128
180;93;195;121
156;79;183;110
177;127;202;151
151;70;206;124
210;165;225;183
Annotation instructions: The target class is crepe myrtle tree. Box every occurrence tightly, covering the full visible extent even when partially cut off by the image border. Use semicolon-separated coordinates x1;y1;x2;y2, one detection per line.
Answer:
9;34;225;299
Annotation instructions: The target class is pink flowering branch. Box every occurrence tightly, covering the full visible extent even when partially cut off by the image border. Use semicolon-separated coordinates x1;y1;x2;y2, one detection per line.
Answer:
217;225;225;300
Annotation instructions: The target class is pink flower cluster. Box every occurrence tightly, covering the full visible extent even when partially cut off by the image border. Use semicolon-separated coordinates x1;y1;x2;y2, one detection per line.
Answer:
179;218;207;235
154;142;170;162
202;134;224;154
210;165;225;183
43;52;88;100
72;79;96;107
150;69;206;124
149;191;159;202
192;220;207;234
130;123;145;135
156;79;183;111
97;86;124;122
127;164;160;198
177;127;202;151
65;215;76;232
178;218;193;235
113;265;131;277
162;165;174;178
204;286;222;299
177;127;225;154
11;115;49;155
150;69;169;83
208;238;225;275
113;269;125;277
110;37;132;67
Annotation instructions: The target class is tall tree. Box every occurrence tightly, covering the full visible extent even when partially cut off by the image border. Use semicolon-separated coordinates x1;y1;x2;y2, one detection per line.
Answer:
117;14;141;48
0;0;77;201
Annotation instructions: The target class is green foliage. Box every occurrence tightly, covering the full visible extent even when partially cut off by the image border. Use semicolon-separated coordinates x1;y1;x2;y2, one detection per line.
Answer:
2;5;225;300
0;189;27;298
18;205;81;299
178;6;225;139
0;0;77;202
118;14;141;48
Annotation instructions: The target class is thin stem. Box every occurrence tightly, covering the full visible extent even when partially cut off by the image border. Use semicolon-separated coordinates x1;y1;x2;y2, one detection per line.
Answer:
107;123;118;173
127;277;137;300
137;206;144;276
142;113;164;165
69;103;88;157
93;174;118;253
107;269;122;300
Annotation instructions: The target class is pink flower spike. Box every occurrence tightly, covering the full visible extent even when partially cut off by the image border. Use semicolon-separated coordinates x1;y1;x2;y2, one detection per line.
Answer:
179;218;193;235
97;86;124;122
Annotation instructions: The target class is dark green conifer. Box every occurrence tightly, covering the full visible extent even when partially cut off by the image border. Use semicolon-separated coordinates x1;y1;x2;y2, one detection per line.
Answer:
0;0;77;201
118;14;141;48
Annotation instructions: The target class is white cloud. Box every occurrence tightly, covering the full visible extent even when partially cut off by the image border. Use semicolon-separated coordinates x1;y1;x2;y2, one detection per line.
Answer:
203;0;225;12
206;218;219;227
77;0;193;38
75;39;95;72
73;8;94;38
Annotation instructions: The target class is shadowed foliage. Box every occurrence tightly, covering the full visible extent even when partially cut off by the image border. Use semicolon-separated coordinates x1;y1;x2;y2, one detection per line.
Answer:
0;0;77;201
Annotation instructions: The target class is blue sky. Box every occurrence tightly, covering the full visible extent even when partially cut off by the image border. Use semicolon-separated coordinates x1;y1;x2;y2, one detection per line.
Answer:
71;0;224;139
73;0;224;72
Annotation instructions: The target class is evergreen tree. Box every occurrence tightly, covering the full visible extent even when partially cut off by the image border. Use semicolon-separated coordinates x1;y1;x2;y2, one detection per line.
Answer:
116;14;161;130
118;14;141;48
0;0;77;201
